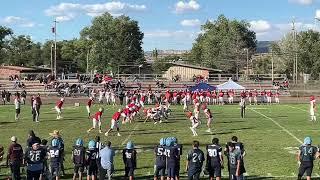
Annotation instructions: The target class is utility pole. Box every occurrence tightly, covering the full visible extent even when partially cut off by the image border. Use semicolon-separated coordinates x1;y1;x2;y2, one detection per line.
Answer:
50;44;53;76
245;48;249;81
53;19;57;79
271;49;274;82
292;18;296;84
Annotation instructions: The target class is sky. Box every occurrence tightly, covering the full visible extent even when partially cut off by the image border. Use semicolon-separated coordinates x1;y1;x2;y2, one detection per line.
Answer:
1;0;320;51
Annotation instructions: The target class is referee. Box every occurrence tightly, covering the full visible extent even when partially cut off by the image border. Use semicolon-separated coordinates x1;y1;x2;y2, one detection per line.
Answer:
240;98;246;118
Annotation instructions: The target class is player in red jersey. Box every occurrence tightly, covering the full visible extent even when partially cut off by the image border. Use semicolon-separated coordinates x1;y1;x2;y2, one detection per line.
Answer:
87;108;104;133
310;96;316;121
202;103;213;133
218;91;224;105
248;90;253;105
55;98;64;120
253;89;258;105
105;109;122;137
267;90;272;105
86;97;94;118
274;90;280;104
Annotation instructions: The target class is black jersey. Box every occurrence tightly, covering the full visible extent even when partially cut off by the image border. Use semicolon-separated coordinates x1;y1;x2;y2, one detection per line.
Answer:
228;149;241;170
206;144;222;167
187;148;205;172
25;147;46;171
154;145;166;167
165;146;179;167
86;149;97;167
72;146;86;165
122;149;137;168
299;145;317;162
48;146;62;168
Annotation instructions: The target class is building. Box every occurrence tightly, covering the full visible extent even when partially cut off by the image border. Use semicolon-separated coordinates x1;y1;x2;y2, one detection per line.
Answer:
0;66;51;79
163;63;222;81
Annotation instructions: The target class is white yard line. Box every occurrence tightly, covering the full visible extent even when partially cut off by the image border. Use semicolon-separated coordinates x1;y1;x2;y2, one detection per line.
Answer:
286;105;319;116
249;108;303;144
121;123;140;145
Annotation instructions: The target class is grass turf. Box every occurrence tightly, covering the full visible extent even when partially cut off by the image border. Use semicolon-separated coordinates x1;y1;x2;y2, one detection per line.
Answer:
0;103;319;179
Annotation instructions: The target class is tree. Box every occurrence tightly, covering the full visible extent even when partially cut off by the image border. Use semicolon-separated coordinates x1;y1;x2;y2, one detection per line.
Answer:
189;15;256;73
80;13;145;73
0;26;13;63
5;35;34;66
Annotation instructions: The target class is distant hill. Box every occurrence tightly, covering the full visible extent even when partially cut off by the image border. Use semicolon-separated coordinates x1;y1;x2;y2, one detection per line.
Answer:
256;41;273;54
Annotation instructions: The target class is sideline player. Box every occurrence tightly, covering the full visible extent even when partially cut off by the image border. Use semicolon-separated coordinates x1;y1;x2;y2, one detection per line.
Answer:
48;139;62;180
87;108;104;134
105;109;122;137
55;98;64;120
122;141;137;180
206;138;224;180
154;138;166;180
185;140;204;180
14;93;21;120
310;95;316;121
297;137;319;180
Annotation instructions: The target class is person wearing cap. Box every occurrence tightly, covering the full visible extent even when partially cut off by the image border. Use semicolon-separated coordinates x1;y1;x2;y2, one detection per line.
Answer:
122;141;137;180
49;130;65;176
24;141;47;180
27;130;41;148
7;136;23;180
297;137;319;180
100;141;115;180
87;107;104;134
55;98;64;120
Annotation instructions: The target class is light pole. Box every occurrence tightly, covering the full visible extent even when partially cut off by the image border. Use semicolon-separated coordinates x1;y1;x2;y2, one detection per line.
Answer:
50;43;53;76
271;49;274;82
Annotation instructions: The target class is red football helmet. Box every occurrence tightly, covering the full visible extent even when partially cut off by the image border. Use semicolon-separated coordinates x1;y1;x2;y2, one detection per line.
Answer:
186;111;193;118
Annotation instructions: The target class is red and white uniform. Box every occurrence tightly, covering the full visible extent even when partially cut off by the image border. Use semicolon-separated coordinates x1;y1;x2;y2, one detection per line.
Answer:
274;91;280;103
86;98;93;114
140;95;146;107
218;91;224;104
253;90;258;104
93;111;103;128
267;91;272;104
55;99;64;113
228;90;234;104
205;91;211;104
212;91;217;104
110;111;121;129
310;96;316;117
248;91;253;104
193;99;200;119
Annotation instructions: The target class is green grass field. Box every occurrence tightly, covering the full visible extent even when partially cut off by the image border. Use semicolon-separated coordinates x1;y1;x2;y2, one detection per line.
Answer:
0;103;319;179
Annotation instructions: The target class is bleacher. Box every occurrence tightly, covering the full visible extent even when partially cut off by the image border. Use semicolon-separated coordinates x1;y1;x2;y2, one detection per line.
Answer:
0;77;291;98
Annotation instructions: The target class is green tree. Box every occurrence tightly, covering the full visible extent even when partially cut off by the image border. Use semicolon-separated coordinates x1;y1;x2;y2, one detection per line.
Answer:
189;15;256;73
80;13;145;73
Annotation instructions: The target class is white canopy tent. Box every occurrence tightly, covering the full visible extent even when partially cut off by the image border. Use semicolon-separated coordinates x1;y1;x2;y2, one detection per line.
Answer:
217;78;245;90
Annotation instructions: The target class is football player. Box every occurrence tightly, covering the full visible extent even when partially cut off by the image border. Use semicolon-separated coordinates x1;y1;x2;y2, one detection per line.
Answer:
165;138;179;180
154;138;166;180
72;138;86;180
202;104;213;133
186;112;200;136
206;138;224;180
227;142;243;180
87;108;104;134
122;141;137;180
86;97;94;118
24;142;47;180
310;96;316;121
86;140;98;180
185;140;205;180
297;137;319;180
48;139;62;180
55;98;64;120
105;109;122;137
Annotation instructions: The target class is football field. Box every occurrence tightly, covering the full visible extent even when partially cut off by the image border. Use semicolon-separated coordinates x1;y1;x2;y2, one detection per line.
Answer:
0;103;319;179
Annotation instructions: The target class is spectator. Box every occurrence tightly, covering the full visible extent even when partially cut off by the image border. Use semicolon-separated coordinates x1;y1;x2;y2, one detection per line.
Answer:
2;90;6;105
21;90;27;105
26;130;41;148
100;141;115;180
7;136;23;180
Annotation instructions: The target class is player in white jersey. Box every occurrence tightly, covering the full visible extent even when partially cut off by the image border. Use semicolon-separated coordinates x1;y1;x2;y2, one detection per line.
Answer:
186;111;199;136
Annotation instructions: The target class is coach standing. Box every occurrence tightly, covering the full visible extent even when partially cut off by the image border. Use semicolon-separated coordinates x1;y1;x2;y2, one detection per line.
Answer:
7;136;23;180
100;141;115;180
240;98;246;119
